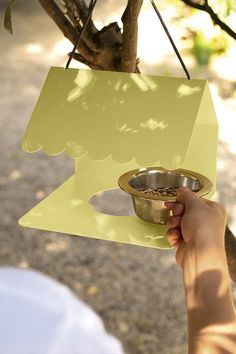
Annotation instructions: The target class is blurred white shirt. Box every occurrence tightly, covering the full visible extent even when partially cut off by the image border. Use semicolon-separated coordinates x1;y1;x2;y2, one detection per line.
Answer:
0;267;124;354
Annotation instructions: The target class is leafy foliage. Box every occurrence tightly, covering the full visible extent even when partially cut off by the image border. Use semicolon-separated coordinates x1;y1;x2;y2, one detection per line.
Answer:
4;0;15;34
192;31;228;65
209;0;236;18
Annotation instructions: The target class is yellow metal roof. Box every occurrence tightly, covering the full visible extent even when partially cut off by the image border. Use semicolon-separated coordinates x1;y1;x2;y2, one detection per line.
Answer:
22;67;214;170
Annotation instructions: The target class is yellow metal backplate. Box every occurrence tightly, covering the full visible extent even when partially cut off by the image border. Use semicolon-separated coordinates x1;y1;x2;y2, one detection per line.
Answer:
19;156;169;249
19;67;218;249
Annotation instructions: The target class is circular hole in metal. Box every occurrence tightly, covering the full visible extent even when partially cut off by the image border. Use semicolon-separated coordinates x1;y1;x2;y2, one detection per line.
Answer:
89;188;135;216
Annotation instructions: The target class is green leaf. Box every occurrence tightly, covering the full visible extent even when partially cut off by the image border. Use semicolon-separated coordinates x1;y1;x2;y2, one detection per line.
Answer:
4;0;15;35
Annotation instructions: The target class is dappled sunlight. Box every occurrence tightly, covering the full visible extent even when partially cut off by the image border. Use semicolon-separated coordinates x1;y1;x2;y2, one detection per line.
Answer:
66;140;87;157
183;11;216;40
18;260;29;269
186;270;234;314
140;118;167;131
94;213;109;231
114;79;122;91
216;159;226;171
67;70;95;102
23;67;208;166
211;84;236;154
24;43;43;54
22;85;39;97
121;82;130;92
45;239;69;253
138;8;170;65
115;123;138;134
19;220;32;226
211;46;236;81
170;155;182;170
93;20;104;31
69;198;84;207
130;74;158;91
192;324;236;352
185;270;236;353
137;5;183;65
30;211;42;217
35;190;46;200
226;12;236;32
177;84;201;98
144;234;164;242
52;39;73;56
9;169;22;181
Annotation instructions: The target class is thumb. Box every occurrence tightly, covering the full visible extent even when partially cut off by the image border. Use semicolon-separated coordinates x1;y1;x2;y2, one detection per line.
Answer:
177;187;199;209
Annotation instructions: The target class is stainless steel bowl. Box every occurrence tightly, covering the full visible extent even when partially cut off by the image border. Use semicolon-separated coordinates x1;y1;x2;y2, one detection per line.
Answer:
118;167;213;224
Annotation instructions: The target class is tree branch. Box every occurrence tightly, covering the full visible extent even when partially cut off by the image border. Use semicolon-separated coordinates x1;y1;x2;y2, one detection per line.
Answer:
39;0;123;70
121;0;143;72
61;0;99;53
181;0;236;40
38;0;77;43
71;52;102;69
73;0;98;34
38;0;95;63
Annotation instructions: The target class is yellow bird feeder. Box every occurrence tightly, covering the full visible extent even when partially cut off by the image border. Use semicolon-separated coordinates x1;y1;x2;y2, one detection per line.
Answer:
19;67;218;249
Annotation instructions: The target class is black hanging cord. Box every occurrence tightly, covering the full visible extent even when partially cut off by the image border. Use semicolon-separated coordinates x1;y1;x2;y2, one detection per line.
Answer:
150;0;191;80
65;0;98;69
65;0;190;79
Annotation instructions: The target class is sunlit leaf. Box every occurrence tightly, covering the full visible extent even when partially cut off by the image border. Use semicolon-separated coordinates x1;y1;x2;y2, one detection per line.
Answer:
9;169;21;181
4;0;15;35
86;286;98;296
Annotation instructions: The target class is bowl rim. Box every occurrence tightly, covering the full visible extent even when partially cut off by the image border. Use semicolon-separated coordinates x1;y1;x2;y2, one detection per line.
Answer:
118;167;213;201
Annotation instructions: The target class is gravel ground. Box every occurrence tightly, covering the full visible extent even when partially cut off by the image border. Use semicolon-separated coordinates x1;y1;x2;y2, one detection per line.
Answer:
1;2;236;354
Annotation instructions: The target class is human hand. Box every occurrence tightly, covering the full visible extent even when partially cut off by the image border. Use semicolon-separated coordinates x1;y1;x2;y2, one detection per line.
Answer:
165;187;227;267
